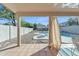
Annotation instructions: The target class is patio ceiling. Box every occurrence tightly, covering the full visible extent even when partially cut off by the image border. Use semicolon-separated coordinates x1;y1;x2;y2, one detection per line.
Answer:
3;3;79;16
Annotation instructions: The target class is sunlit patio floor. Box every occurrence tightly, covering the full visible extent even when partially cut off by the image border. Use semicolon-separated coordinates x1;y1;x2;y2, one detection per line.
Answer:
0;44;52;56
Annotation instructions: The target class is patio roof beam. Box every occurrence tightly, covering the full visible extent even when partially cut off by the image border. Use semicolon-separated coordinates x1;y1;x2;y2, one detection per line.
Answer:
16;12;79;16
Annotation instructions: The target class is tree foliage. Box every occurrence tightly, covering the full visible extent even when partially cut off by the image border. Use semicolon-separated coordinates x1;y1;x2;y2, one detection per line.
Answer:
0;4;16;26
33;23;37;30
67;18;79;26
21;20;33;28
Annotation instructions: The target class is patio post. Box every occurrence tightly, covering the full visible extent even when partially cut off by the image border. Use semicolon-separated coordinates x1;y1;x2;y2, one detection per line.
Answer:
49;16;61;55
16;15;21;46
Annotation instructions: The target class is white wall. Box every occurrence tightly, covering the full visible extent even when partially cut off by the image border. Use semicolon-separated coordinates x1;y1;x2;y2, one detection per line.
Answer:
0;25;33;42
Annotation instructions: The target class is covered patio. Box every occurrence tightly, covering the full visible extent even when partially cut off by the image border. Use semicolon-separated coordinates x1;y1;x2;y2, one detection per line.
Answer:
0;3;79;56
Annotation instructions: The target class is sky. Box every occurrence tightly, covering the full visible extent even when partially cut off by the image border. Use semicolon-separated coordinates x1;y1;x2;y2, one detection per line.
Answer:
22;16;49;25
21;16;71;25
0;18;9;24
0;16;74;25
57;16;71;23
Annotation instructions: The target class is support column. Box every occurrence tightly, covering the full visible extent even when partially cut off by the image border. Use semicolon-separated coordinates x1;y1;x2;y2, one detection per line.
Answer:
49;16;61;55
16;15;21;46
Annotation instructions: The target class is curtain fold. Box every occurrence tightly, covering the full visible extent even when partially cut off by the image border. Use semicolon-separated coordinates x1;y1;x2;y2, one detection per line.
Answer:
49;16;61;55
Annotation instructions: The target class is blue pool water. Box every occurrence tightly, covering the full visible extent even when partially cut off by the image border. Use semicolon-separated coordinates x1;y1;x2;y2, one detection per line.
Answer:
39;31;79;38
61;31;72;37
61;31;79;37
40;31;48;36
39;31;77;37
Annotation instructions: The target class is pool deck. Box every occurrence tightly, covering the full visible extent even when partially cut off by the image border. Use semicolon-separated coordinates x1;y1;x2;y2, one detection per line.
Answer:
0;44;53;56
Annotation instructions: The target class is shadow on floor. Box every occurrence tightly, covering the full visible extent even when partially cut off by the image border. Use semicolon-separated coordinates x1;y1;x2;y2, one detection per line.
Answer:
0;45;18;52
0;37;17;50
31;46;56;56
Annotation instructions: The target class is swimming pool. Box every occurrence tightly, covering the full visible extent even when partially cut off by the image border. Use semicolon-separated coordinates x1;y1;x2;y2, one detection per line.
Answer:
33;31;48;39
38;31;79;37
34;31;74;39
33;31;79;43
61;31;79;37
33;31;48;43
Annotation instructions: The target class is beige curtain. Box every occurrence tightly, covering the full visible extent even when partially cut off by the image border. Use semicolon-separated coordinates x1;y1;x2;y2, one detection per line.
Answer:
49;16;61;55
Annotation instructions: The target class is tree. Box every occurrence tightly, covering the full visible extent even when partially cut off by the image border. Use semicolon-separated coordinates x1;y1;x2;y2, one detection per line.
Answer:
67;18;75;26
67;17;79;26
0;4;16;26
75;17;79;25
21;20;27;27
21;20;33;28
33;23;37;30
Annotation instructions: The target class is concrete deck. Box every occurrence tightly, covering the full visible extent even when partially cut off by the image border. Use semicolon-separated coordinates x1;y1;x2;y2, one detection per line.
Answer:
0;44;52;56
